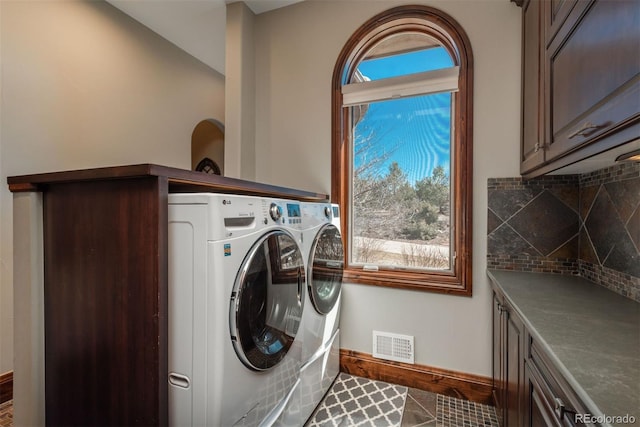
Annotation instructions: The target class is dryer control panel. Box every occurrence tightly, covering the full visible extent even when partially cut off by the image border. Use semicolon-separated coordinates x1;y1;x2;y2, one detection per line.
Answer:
300;202;332;229
262;200;303;229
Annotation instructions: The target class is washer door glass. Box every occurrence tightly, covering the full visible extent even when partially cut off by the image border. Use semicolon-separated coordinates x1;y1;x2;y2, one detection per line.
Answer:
231;230;304;371
308;224;344;315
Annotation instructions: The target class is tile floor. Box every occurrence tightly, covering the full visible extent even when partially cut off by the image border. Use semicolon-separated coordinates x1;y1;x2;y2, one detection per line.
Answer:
306;373;499;427
0;374;499;427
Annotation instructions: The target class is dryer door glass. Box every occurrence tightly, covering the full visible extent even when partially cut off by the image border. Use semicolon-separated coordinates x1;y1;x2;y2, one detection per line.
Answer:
231;230;304;371
309;224;344;315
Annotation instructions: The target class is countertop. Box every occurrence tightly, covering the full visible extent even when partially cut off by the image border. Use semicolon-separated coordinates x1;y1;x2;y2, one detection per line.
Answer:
487;270;640;425
7;163;329;202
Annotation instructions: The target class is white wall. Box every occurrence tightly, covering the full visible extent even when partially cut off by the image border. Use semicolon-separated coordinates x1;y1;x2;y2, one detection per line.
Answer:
0;0;225;377
253;0;522;376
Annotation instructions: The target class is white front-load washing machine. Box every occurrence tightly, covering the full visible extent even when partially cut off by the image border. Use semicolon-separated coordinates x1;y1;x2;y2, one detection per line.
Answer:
168;193;307;426
298;202;344;424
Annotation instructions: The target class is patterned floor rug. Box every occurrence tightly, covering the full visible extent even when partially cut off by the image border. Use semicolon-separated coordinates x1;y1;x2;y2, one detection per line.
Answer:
305;373;407;427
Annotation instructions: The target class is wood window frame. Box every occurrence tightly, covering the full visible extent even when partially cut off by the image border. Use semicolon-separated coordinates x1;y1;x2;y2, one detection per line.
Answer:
331;5;474;296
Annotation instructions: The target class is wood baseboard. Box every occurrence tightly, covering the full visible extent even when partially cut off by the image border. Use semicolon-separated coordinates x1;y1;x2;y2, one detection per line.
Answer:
0;371;13;404
340;349;493;405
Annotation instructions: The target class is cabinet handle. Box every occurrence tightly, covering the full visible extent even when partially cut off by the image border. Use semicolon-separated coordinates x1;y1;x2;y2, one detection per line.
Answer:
568;121;604;139
554;397;564;418
534;142;541;153
496;303;508;315
554;397;577;421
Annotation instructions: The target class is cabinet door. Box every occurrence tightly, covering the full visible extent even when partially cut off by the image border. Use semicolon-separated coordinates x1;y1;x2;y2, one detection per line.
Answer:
525;365;562;427
521;0;545;174
492;293;506;425
505;308;525;427
545;0;577;44
493;293;525;427
44;178;168;426
544;0;640;161
528;344;590;427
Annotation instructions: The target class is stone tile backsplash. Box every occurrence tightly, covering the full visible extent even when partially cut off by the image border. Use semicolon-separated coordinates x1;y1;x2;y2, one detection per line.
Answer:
488;162;640;302
578;162;639;300
487;175;580;274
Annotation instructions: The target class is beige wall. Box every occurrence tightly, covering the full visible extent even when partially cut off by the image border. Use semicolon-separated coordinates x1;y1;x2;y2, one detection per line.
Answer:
0;0;225;377
1;0;522;392
225;1;256;180
254;0;522;376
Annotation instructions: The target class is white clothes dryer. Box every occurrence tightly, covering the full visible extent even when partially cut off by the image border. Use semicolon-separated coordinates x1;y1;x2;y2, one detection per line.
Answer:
298;202;344;424
168;193;307;427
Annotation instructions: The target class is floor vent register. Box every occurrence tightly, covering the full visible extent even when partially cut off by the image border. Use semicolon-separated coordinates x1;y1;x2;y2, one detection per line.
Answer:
372;331;415;364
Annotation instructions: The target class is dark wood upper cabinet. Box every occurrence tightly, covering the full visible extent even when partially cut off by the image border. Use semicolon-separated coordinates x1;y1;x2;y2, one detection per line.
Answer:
521;0;545;174
517;0;640;178
546;0;575;42
545;0;640;160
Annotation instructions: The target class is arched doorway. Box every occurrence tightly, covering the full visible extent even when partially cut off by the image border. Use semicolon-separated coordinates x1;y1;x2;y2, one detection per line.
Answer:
192;119;225;175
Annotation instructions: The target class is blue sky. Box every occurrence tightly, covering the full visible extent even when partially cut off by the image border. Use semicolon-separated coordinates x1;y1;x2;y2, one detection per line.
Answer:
354;47;454;185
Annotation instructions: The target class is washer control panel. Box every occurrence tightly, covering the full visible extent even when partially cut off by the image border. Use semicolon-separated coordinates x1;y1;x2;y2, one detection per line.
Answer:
261;200;303;228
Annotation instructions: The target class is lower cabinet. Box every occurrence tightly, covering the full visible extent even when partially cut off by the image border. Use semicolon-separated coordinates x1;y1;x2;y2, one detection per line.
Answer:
524;364;562;427
524;344;590;427
524;364;560;427
493;288;594;427
493;291;525;427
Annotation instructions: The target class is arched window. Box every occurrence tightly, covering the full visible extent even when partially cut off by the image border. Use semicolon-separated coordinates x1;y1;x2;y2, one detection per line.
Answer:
331;5;473;295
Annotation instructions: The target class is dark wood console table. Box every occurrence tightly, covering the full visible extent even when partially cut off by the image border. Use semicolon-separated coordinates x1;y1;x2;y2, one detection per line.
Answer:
8;164;328;426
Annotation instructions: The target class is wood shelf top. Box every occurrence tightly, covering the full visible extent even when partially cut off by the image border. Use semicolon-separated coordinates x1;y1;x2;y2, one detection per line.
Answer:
7;163;329;202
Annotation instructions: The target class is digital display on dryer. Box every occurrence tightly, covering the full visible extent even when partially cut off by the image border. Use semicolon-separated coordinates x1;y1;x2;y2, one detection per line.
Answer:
286;203;301;217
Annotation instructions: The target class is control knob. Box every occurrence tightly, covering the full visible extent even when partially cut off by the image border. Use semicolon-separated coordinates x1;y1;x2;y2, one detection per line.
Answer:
324;206;332;219
269;203;283;222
